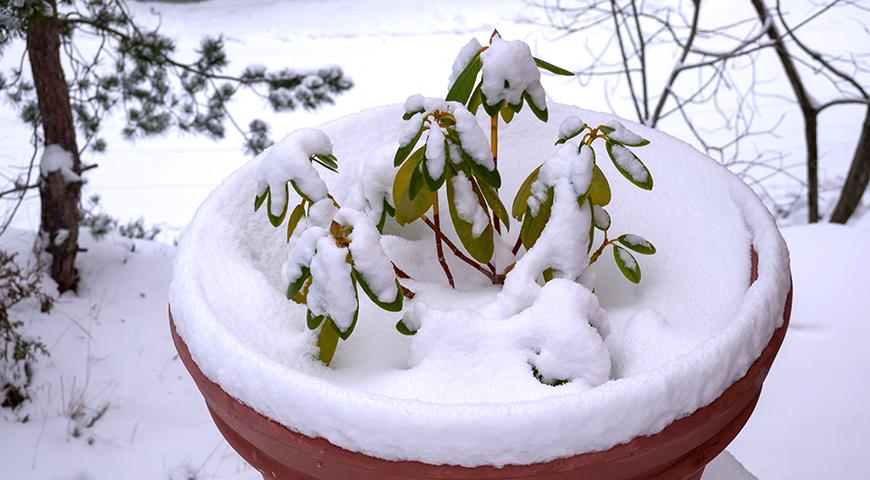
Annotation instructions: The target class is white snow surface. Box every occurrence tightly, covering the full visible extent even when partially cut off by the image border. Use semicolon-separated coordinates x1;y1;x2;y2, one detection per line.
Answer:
169;103;791;466
40;144;80;184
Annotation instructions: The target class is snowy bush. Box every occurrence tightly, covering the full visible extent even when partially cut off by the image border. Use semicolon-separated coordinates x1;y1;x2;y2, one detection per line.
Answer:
251;32;656;375
0;251;50;411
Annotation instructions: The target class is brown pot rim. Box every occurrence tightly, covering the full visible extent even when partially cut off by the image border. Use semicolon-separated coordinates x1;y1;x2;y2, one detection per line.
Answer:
170;269;791;479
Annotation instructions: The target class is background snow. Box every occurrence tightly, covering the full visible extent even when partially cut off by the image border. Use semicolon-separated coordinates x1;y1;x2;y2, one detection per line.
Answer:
0;0;867;477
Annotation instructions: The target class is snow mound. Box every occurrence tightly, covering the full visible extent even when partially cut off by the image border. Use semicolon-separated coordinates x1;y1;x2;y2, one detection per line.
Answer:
169;103;790;467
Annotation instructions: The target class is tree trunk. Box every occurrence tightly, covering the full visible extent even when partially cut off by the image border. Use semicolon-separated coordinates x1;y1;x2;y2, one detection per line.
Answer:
750;0;820;223
27;16;81;292
830;107;870;223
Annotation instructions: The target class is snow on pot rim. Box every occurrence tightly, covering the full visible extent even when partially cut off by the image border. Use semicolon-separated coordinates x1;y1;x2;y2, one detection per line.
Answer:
169;102;791;467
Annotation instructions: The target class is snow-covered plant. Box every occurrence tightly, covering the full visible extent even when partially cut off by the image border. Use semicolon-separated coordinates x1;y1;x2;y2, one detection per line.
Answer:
513;117;657;283
252;32;656;368
253;129;405;365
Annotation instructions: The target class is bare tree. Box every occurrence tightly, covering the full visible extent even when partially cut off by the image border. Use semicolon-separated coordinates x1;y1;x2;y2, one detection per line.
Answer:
535;0;870;223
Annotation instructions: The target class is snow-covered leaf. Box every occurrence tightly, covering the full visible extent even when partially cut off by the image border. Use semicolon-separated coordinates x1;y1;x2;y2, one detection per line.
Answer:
592;205;611;231
613;245;641;283
523;91;548;122
467;150;501;189
605;142;653;190
266;184;289;227
480;90;503;117
392;148;433;225
394;124;423;166
600;120;649;147
617;234;656;255
395;318;417;336
287;266;311;303
512;165;541;221
311;153;338;172
555;116;586;145
355;270;403;312
520;186;553;249
447;173;494;263
533;57;574;76
446;54;482;105
307;309;324;330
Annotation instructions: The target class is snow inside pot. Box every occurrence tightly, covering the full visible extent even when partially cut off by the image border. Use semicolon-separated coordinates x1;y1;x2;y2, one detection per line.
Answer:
169;34;792;479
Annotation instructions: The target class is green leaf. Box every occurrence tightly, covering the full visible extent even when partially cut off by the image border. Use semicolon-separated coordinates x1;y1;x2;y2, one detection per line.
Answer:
520;186;553;249
592;205;611;231
509;100;524;113
534;57;575;76
589;165;612;206
316;318;340;366
383;198;396;217
290;180;316;203
307;309;324;330
288;267;311;303
409;161;425;200
392;148;433;225
446;54;483;104
311;153;338;172
512;165;541;220
617;234;656;255
478;180;510;232
481;91;503;117
605;141;653;190
613;245;641;284
286;202;306;241
555;120;586;145
523;91;548;122
254;187;269;211
447;175;494;263
542;268;555;282
587;203;595;253
468;155;501;189
395;124;424;167
467;82;483;114
396;318;417;336
500;103;515;123
354;269;403;312
266;184;289;227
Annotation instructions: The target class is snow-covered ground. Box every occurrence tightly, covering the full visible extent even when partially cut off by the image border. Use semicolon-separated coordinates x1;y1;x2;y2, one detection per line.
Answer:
1;0;869;478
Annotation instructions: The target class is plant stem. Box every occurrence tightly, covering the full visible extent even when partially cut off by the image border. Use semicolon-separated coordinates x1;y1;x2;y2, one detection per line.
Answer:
511;235;523;255
393;264;411;279
589;233;616;265
420;215;495;283
490;113;501;234
431;193;455;288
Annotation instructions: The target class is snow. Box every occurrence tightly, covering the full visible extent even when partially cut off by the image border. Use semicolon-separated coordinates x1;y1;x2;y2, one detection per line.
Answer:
449;172;488;237
168;102;791;466
605;119;645;146
609;142;650;183
447;37;482;89
592;204;611;230
308;236;356;332
0;0;867;476
282;225;323;284
39;144;80;184
402;93;425;115
423;120;446;179
480;36;546;110
452;106;494;170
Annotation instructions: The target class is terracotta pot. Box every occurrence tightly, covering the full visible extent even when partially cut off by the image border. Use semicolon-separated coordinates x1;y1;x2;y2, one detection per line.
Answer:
170;254;791;480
